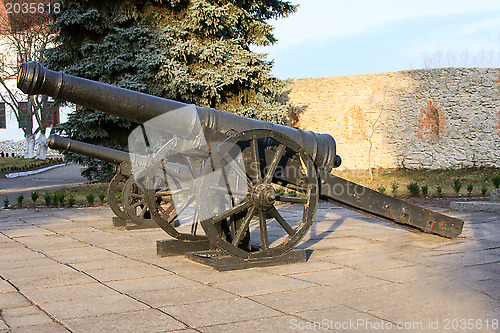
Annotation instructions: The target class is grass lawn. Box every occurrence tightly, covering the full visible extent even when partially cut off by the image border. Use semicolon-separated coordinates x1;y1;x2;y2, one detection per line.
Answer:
333;167;500;198
11;182;109;209
0;157;63;173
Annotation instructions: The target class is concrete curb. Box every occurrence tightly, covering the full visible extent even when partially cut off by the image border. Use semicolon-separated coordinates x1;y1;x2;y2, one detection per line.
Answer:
450;201;500;212
5;164;66;179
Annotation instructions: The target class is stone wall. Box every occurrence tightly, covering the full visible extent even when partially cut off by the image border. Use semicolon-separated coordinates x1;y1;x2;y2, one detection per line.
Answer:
288;68;500;170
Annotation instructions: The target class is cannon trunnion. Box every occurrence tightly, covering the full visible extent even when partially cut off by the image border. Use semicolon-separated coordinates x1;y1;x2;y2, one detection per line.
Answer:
21;62;464;270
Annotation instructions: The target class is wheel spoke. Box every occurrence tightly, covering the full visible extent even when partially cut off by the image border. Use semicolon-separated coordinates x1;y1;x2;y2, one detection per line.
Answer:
250;138;262;183
269;206;294;235
175;195;195;216
209;185;248;197
185;155;200;178
161;159;187;183
275;195;308;204
191;209;199;235
155;188;190;196
259;210;269;250
221;154;254;187
263;144;286;184
130;200;144;210
231;206;255;246
152;175;163;189
209;199;252;225
139;205;148;218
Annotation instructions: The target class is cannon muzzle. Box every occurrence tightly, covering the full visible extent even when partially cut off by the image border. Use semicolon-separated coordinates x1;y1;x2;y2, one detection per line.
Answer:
20;62;341;171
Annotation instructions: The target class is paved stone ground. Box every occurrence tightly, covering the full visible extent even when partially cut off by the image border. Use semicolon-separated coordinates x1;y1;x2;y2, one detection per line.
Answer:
0;202;498;332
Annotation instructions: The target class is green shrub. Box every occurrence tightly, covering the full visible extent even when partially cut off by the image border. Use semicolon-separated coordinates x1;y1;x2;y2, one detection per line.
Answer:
421;185;429;196
466;184;474;196
481;185;488;196
493;176;500;188
17;194;24;207
44;193;52;206
86;193;95;205
377;185;386;194
52;193;59;206
3;197;9;209
275;187;285;195
287;190;297;197
67;196;76;207
391;181;399;195
58;193;66;206
452;178;462;194
436;186;443;198
31;191;39;204
99;193;106;203
407;182;420;197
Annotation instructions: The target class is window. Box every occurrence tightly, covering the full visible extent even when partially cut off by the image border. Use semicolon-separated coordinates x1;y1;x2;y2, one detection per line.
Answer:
42;102;60;127
18;102;32;129
0;103;5;129
417;101;447;140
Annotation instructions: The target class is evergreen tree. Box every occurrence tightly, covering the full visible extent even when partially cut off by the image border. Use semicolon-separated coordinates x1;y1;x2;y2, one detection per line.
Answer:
45;0;296;180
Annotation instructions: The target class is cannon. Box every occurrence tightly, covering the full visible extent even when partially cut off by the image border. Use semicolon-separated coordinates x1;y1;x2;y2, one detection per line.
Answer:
19;62;464;269
48;134;197;233
47;134;156;226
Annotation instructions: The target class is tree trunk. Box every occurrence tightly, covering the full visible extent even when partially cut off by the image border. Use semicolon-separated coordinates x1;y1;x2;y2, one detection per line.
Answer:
36;132;47;160
368;141;373;181
24;134;35;158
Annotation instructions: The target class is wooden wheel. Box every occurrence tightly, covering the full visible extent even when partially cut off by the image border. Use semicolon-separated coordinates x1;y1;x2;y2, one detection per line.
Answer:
121;170;155;225
107;173;129;221
144;138;206;241
198;129;319;259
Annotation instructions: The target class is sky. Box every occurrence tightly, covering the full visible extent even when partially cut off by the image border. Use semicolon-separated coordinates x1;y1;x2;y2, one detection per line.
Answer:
255;0;500;79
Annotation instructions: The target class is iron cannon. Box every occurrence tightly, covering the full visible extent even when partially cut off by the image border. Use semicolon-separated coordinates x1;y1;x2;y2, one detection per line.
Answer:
19;62;463;269
48;134;193;230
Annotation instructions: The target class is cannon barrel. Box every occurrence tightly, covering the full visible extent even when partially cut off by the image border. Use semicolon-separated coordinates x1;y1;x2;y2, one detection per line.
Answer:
48;134;196;181
18;62;341;171
48;134;135;165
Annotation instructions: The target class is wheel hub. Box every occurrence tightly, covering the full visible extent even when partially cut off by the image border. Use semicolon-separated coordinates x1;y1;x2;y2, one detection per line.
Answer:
251;183;276;210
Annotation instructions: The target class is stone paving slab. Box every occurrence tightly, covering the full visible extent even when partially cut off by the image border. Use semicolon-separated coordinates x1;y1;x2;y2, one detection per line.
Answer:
160;298;282;328
21;282;119;304
0;204;498;332
64;309;187;333
39;294;150;320
1;306;55;328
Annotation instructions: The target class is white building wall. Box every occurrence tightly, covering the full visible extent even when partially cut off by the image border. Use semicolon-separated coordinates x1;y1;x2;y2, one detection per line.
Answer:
0;76;73;142
0;30;74;140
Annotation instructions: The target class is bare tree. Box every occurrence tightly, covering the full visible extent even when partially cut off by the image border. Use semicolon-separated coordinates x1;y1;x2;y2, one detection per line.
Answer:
0;2;54;159
423;47;498;69
354;85;385;181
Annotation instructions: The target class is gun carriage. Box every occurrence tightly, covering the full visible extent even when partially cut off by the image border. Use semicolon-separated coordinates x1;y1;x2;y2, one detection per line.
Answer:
18;62;464;268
